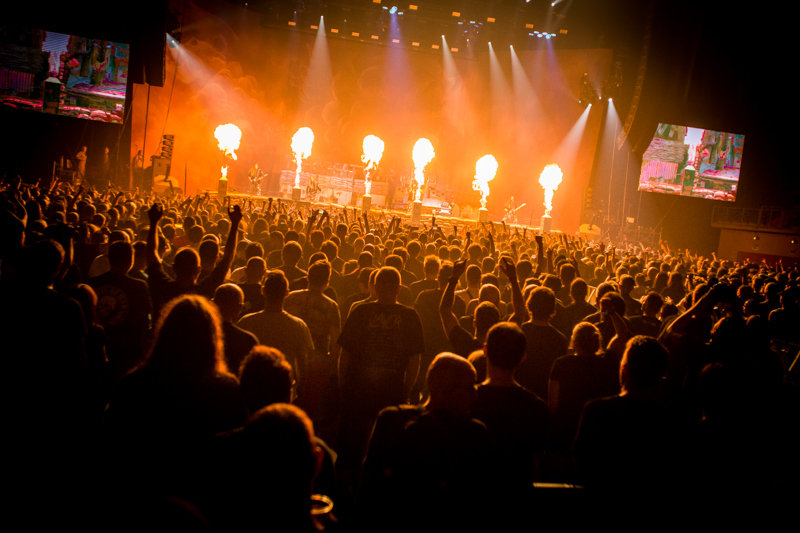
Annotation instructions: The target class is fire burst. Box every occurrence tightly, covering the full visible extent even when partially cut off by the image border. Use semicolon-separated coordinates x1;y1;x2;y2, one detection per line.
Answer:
215;124;242;160
361;134;385;195
412;138;435;203
539;164;563;217
291;127;315;189
472;155;498;209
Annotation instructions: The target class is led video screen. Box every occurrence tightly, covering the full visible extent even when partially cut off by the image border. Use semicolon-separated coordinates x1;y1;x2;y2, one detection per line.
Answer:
638;123;744;202
0;26;129;123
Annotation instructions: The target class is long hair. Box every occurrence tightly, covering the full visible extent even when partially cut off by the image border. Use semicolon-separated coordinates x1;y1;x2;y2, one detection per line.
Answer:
145;294;228;377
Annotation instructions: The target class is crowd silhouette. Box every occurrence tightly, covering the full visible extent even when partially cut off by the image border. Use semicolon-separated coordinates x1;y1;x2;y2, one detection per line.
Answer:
1;180;798;529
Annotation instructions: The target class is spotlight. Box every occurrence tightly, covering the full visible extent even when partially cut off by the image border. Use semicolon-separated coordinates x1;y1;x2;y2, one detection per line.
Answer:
545;34;551;39
166;34;180;48
389;6;397;14
608;98;612;102
537;34;543;38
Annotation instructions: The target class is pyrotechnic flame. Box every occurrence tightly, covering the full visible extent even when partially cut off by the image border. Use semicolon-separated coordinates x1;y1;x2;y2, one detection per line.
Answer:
215;124;242;160
361;134;385;195
471;155;498;209
221;166;228;180
411;138;435;203
291;127;315;188
539;163;563;217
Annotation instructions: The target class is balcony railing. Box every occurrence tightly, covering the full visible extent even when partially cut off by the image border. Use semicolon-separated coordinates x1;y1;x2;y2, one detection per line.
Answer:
711;206;799;232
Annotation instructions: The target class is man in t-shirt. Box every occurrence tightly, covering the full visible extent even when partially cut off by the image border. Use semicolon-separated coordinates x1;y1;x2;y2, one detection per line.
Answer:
571;336;674;489
284;260;340;430
238;271;314;397
472;322;551;489
88;240;151;380
516;286;568;400
337;266;424;469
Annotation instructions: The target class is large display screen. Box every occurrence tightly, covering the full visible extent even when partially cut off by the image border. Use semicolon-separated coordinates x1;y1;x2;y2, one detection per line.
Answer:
0;26;128;123
638;123;744;202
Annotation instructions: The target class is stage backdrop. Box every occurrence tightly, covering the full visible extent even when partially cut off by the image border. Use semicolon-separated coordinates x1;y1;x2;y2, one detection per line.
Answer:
131;0;611;233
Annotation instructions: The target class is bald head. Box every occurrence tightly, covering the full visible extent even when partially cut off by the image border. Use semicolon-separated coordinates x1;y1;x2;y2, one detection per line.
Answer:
214;283;244;323
425;353;477;417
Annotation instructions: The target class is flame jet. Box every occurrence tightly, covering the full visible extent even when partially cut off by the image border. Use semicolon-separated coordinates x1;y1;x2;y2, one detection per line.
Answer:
472;155;499;209
539;164;563;217
361;135;385;195
291;127;315;189
215;123;242;180
412;138;435;202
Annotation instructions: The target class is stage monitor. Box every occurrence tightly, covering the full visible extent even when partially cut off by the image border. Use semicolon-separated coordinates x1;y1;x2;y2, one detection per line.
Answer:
0;26;129;123
638;123;744;202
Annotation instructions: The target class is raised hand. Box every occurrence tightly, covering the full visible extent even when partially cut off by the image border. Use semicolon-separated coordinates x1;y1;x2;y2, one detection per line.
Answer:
228;204;243;226
498;256;517;283
451;258;468;280
148;203;163;225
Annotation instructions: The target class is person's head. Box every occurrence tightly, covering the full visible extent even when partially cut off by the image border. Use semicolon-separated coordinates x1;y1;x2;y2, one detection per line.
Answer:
478;284;501;307
198;239;220;269
241;404;321;523
173;248;201;281
239;346;293;412
484;322;526;371
147;295;227;376
357;267;374;294
384;254;404;272
570;322;601;357
570;278;589;303
423;255;441;279
425;353;477;418
357;251;374;269
263;271;289;305
320;240;338;262
619;336;669;393
281;241;302;266
213;283;244;323
559;263;576;286
599;292;626;316
466;264;482;287
269;231;284;249
20;239;64;287
642;291;664;317
108;240;134;273
526;286;556;322
307;260;331;290
619;275;635;295
375;266;401;301
474;301;501;338
245;256;267;284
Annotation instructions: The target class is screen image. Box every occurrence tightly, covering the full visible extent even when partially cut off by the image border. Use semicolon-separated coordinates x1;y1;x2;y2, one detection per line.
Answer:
638;123;744;202
0;26;129;123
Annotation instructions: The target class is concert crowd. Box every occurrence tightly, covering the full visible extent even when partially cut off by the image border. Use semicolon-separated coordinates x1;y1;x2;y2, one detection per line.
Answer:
1;180;798;530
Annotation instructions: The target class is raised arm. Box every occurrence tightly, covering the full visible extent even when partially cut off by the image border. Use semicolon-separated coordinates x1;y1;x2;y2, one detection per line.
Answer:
146;203;164;265
216;205;242;273
440;259;468;337
499;256;528;324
